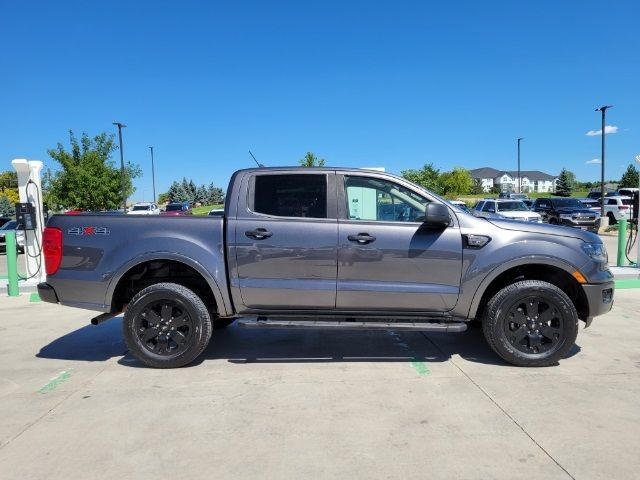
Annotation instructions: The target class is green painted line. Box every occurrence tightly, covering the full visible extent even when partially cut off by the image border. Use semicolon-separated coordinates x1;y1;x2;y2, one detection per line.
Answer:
38;370;72;394
615;279;640;289
410;358;431;376
29;293;41;302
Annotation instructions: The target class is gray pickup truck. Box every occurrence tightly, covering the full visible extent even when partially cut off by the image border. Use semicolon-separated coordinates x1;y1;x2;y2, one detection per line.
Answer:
39;167;614;368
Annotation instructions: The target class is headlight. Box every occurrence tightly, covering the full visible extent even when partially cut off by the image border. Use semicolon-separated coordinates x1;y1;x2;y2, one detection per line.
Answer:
559;214;574;219
582;242;608;262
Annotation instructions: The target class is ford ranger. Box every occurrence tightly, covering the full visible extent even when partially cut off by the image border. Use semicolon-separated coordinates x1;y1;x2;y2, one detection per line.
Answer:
38;168;614;368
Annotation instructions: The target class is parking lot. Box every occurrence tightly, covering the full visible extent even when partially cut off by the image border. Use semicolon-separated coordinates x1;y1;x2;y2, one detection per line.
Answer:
0;283;639;479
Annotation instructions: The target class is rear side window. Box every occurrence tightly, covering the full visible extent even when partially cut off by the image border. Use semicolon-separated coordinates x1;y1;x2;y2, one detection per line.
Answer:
253;174;327;218
606;199;617;205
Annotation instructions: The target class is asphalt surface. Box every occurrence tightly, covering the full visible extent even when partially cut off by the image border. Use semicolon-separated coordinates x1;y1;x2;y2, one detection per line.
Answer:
0;290;638;479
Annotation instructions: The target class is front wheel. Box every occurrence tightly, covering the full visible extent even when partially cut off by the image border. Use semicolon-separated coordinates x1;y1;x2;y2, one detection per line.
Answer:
123;282;213;368
482;280;578;367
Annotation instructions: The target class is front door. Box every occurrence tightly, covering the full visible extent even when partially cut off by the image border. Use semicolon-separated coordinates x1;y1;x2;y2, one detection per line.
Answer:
230;171;338;311
337;175;462;312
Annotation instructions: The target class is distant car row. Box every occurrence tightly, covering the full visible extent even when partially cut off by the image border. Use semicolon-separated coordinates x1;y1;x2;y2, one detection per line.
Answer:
456;193;636;232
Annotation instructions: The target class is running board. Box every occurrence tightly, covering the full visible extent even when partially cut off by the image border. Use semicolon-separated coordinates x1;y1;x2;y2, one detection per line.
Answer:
237;318;467;332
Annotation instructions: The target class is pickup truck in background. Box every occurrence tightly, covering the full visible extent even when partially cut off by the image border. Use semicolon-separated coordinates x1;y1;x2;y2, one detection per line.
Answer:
39;168;614;368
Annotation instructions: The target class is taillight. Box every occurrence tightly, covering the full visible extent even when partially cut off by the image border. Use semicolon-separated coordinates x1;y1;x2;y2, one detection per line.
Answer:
43;227;63;275
619;205;629;211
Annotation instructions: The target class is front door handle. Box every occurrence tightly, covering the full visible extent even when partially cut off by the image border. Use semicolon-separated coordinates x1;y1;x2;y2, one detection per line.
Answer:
245;228;273;240
348;233;376;244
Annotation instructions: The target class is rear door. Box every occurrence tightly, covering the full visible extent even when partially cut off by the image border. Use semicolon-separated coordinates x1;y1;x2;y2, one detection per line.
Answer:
336;174;462;312
228;171;338;311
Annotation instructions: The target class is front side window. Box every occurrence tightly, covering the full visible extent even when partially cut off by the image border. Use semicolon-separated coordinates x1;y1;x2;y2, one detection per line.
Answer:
253;174;327;218
482;201;495;212
345;176;429;222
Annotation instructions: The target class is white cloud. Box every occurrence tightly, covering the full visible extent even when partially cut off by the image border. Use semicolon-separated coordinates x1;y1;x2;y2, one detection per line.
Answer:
585;158;601;164
586;125;619;136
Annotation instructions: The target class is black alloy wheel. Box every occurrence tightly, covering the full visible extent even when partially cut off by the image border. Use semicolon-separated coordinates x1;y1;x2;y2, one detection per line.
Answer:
135;300;193;356
503;296;563;355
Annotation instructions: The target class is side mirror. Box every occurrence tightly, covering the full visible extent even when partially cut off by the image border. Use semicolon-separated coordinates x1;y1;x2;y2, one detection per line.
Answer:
423;203;450;227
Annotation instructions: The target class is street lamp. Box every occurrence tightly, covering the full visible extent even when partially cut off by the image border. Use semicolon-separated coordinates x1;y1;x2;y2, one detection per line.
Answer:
113;122;127;212
595;106;612;218
149;146;156;203
517;138;523;193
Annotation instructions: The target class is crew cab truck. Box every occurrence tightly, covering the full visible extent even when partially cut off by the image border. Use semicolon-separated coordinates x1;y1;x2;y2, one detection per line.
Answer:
38;168;614;368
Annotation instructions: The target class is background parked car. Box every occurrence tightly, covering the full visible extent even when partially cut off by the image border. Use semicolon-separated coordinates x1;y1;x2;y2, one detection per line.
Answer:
0;217;12;228
617;188;639;198
498;192;529;200
127;202;160;215
473;199;541;222
0;220;25;253
579;198;601;213
160;202;192;216
532;197;600;232
601;196;632;225
521;199;534;209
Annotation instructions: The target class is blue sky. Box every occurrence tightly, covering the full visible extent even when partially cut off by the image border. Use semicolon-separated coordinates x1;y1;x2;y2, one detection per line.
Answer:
2;0;638;200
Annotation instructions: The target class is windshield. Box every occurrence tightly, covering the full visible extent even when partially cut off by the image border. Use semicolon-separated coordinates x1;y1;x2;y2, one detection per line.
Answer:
1;221;17;230
165;204;184;212
552;198;582;208
497;201;528;212
132;205;150;211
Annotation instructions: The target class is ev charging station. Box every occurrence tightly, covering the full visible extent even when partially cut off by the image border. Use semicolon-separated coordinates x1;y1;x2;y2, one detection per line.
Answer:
11;159;46;287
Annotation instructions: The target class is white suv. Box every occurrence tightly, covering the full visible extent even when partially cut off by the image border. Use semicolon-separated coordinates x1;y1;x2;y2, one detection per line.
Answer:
473;199;542;222
602;196;632;224
127;203;160;215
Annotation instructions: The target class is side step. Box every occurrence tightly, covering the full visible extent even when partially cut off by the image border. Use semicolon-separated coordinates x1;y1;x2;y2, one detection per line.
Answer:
237;318;467;333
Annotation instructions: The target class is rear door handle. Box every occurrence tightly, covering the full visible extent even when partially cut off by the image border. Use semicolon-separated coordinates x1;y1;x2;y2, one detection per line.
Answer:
348;233;376;244
245;228;273;240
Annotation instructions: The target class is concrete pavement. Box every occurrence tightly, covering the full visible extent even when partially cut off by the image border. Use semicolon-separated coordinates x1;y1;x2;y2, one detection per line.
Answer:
0;291;638;479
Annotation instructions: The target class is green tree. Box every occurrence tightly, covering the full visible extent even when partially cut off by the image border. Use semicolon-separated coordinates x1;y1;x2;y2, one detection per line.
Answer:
564;170;577;190
470;178;485;195
157;192;170;204
439;167;474;196
195;184;208;204
401;163;442;194
555;168;573;197
619;163;639;188
0;195;14;217
207;183;224;204
490;185;501;195
299;152;325;167
46;131;141;211
168;181;190;203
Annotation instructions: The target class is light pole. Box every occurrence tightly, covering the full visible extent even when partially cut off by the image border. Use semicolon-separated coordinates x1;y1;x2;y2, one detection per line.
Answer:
149;146;156;203
113;122;127;212
595;106;612;218
517;137;523;193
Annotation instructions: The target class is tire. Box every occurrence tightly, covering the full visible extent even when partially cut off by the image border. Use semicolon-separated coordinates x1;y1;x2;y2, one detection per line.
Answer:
607;212;617;225
213;318;236;329
482;280;578;367
548;218;558;225
123;282;213;368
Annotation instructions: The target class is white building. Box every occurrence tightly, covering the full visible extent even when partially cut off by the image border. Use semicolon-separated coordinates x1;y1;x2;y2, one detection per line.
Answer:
470;167;557;193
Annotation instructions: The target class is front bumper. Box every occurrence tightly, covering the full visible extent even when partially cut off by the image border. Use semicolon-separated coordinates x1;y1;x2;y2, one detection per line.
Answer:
581;281;614;327
37;283;59;304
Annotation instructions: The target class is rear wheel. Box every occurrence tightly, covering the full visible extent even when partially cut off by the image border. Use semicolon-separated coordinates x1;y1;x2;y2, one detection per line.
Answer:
123;282;213;368
482;280;578;367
